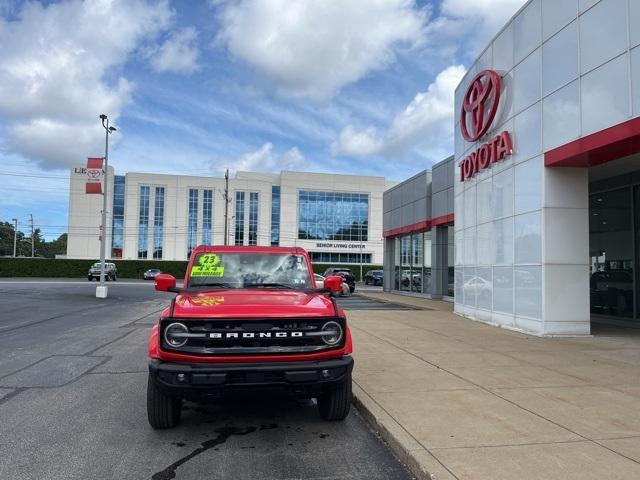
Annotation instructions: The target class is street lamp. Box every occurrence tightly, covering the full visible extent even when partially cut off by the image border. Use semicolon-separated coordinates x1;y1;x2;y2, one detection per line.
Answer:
96;114;117;299
11;218;17;257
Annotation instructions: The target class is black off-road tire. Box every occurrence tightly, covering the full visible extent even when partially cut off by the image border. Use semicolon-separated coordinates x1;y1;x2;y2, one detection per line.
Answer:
147;374;182;429
317;374;352;421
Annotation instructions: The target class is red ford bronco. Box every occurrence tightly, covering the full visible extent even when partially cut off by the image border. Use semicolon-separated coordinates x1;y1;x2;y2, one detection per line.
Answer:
147;245;353;429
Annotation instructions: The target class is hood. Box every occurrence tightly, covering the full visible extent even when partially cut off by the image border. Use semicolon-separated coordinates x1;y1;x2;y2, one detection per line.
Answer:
170;289;338;319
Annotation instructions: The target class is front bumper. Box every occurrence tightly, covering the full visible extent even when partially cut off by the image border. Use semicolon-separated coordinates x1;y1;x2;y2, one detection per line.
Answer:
148;356;353;399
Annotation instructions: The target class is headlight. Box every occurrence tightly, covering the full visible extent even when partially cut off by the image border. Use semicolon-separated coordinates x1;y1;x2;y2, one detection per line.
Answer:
164;322;189;348
320;321;343;346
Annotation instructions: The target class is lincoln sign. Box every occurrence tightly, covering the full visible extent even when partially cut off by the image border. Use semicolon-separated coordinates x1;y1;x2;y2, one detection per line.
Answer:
459;69;513;182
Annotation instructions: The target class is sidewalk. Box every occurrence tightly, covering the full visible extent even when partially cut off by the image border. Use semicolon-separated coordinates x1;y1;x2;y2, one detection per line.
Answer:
348;292;640;480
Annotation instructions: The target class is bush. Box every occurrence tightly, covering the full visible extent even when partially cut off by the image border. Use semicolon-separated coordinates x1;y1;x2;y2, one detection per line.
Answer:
0;258;187;279
0;258;383;281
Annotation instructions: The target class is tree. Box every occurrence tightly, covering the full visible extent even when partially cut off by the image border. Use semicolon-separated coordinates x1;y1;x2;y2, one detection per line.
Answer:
0;221;67;258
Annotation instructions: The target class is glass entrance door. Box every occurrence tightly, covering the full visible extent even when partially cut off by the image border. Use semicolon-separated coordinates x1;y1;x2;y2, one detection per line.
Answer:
589;187;634;320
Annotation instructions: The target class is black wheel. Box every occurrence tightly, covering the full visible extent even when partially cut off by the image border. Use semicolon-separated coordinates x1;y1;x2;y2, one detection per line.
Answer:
111;274;117;282
147;374;182;429
317;374;352;421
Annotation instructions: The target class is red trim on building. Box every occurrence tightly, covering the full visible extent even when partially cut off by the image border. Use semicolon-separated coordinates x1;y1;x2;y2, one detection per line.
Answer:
383;214;454;238
432;213;454;226
545;117;640;168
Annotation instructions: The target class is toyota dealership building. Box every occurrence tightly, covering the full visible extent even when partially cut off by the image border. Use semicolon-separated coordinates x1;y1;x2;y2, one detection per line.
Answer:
452;0;640;335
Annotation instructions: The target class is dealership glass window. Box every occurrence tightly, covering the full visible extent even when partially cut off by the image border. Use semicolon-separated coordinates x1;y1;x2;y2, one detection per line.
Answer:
543;79;580;150
515;266;542;319
248;192;258;245
579;0;627;74
515;210;542;264
111;175;125;258
581;54;629;136
476;266;493;311
493;168;514;219
202;189;213;245
590;188;633;319
394;237;401;290
298;191;368;241
271;186;280;246
137;186;150;259
494;217;514;265
513;102;542;163
513;49;541;115
513;0;541;64
234;191;245;246
515;156;542;214
493;266;514;314
153;187;165;260
542;0;577;41
411;233;423;293
463;267;477;307
422;232;432;294
400;236;411;292
309;252;371;264
542;20;578;96
447;227;455;297
187;188;198;258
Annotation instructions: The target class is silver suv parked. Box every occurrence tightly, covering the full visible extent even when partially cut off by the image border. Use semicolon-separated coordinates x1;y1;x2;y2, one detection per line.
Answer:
87;262;118;281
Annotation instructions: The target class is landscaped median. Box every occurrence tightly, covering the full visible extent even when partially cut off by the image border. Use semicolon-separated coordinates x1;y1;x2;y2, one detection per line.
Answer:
348;292;640;480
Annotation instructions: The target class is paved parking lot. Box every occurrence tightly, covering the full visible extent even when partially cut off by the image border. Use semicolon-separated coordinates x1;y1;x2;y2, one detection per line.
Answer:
0;280;413;480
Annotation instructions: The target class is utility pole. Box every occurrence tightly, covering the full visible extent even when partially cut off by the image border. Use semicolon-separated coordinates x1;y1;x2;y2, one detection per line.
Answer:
11;218;17;257
97;114;116;299
29;214;34;257
223;168;230;245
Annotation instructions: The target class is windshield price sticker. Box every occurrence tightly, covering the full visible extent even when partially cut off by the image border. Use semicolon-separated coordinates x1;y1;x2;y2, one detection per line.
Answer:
191;253;225;277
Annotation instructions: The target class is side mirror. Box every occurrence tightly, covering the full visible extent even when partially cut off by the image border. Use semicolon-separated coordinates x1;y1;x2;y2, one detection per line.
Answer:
155;273;176;292
324;275;343;294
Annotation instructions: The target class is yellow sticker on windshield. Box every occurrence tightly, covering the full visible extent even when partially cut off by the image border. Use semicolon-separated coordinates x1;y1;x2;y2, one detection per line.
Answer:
190;253;225;277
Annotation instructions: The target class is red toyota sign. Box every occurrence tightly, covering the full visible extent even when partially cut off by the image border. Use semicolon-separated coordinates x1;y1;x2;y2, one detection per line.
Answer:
86;157;104;194
459;69;513;182
461;70;501;142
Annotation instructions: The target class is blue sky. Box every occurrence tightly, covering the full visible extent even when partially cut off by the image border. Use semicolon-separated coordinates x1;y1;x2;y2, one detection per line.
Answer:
0;0;526;239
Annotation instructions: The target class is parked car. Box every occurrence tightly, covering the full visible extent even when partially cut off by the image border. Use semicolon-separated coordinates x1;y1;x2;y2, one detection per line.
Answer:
87;262;117;281
144;269;162;280
323;267;355;293
364;270;383;286
148;245;352;428
315;273;350;296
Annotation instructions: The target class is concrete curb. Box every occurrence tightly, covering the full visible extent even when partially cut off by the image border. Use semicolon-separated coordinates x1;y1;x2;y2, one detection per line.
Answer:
352;384;456;480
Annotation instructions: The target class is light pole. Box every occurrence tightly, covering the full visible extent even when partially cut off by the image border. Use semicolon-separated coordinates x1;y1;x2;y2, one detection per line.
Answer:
96;114;116;299
11;218;17;257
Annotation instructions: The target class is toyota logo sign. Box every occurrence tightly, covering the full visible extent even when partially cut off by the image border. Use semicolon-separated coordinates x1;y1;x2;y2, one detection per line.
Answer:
458;69;513;182
460;70;501;142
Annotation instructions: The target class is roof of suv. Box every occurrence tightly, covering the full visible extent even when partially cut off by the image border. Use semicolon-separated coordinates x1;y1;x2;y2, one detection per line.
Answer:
191;245;307;255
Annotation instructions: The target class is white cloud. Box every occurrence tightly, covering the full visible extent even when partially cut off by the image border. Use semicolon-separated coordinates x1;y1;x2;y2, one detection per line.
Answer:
331;64;466;158
216;0;426;100
437;0;527;55
149;27;200;74
0;0;174;169
223;143;306;173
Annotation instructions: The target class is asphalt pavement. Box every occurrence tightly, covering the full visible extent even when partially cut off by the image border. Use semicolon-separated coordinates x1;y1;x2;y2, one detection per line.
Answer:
0;280;413;480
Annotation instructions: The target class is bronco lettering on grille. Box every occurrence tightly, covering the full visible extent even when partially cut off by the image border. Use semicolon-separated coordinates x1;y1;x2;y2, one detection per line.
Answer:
209;331;304;339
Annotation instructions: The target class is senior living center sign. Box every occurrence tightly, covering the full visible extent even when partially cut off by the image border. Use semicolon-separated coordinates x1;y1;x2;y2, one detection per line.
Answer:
459;69;513;182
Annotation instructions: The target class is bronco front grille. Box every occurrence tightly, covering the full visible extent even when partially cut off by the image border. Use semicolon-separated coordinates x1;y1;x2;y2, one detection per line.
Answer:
159;317;346;355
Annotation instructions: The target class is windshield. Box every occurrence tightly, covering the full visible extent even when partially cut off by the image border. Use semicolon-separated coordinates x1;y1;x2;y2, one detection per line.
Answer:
188;252;312;289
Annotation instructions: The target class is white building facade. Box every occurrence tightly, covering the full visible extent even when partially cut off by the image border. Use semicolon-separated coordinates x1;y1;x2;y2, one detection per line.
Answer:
455;0;640;335
67;169;392;264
